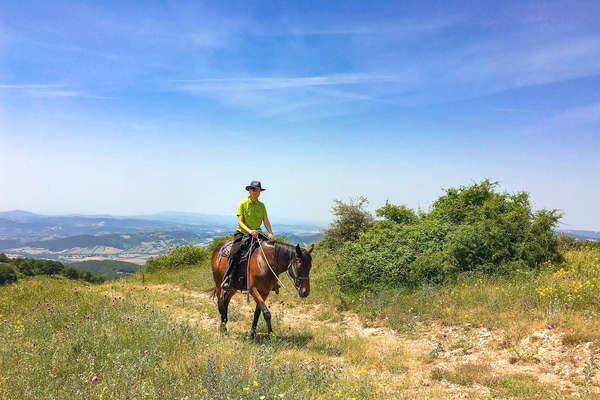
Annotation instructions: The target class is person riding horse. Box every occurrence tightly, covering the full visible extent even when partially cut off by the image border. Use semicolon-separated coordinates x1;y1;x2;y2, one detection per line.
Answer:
221;180;275;291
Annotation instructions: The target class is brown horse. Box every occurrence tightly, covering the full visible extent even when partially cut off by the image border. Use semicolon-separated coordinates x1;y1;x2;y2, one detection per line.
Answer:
211;238;314;338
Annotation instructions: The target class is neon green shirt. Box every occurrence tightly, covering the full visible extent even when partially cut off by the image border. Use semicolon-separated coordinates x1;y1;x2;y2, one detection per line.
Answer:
236;197;267;233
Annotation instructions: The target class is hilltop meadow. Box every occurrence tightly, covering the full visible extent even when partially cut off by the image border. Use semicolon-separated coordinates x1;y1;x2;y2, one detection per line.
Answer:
1;181;599;399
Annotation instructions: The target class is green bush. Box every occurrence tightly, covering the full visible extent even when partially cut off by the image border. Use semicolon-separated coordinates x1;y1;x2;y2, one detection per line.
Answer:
63;266;81;280
145;243;208;272
0;263;18;285
335;180;564;292
376;201;417;224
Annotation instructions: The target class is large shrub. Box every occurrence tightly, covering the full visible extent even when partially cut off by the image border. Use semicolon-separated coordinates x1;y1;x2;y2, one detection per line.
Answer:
0;262;18;285
145;243;208;272
336;180;563;292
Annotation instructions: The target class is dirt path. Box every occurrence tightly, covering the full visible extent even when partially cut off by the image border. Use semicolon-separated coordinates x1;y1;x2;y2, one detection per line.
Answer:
103;283;599;398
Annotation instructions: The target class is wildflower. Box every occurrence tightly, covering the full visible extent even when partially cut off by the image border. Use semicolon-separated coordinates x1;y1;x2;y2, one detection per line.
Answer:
253;380;259;386
279;299;284;304
359;368;367;374
442;333;447;338
144;350;149;354
2;320;7;323
260;396;266;400
91;376;98;382
547;325;553;330
243;387;249;391
502;340;507;346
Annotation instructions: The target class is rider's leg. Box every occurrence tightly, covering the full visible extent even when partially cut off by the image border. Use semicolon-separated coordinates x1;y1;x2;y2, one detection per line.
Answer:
222;232;254;289
221;232;245;290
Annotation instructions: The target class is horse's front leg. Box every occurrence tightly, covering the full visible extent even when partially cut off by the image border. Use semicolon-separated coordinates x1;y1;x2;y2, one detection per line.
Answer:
249;304;261;339
250;287;273;336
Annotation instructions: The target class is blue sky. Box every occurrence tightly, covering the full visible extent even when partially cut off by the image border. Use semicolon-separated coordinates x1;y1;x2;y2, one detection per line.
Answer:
1;1;599;229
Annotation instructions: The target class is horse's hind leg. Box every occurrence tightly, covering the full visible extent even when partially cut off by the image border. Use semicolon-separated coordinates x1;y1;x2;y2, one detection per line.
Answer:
249;304;261;339
216;287;234;334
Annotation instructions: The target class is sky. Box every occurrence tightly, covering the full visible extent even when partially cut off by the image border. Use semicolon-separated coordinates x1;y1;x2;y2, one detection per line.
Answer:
0;1;599;229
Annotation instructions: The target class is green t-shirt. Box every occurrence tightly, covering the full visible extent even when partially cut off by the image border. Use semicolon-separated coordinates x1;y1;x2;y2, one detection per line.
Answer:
236;197;267;233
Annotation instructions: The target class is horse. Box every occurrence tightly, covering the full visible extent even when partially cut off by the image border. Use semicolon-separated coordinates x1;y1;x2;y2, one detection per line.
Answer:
211;238;314;338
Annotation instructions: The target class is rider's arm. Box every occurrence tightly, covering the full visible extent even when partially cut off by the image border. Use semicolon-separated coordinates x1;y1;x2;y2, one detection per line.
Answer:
237;215;254;234
263;215;274;239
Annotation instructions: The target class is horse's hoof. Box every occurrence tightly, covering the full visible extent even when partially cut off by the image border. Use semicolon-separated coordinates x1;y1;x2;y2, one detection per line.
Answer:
219;324;228;336
249;330;256;340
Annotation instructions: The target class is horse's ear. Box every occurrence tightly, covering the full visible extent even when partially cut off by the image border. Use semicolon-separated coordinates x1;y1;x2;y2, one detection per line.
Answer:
307;244;314;254
295;244;302;257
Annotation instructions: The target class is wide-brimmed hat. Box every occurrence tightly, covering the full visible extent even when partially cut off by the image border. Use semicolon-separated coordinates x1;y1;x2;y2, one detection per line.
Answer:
245;180;266;191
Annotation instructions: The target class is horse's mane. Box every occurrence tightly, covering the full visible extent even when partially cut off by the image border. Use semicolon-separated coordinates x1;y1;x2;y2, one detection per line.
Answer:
272;241;298;266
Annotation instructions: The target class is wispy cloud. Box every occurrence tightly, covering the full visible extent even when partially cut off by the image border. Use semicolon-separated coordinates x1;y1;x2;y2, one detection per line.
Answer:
262;15;465;37
170;73;404;120
0;83;113;99
0;84;65;89
455;35;600;93
172;73;403;91
553;103;600;124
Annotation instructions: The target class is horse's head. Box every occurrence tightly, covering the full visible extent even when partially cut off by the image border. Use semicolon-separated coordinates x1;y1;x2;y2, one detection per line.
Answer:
289;243;314;298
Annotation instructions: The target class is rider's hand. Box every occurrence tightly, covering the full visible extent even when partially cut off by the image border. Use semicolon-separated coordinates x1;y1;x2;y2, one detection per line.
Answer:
268;233;274;240
250;230;259;238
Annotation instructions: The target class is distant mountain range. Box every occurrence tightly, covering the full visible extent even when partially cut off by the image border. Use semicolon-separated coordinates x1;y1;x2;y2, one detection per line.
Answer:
0;210;325;264
558;229;600;241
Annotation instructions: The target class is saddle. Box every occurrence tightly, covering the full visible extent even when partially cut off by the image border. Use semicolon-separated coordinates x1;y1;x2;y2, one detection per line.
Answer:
219;239;262;290
219;239;260;262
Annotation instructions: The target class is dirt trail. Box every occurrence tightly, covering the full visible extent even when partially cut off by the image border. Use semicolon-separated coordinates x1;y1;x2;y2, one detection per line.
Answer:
105;283;599;398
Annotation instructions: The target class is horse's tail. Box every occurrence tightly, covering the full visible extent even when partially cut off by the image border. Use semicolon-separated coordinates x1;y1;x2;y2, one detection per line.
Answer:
201;286;216;298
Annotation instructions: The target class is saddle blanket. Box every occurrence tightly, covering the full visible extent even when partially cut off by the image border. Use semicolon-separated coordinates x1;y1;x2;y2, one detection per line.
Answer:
219;240;251;262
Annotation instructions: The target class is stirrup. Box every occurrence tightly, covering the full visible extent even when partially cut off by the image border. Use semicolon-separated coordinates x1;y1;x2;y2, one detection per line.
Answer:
221;276;232;291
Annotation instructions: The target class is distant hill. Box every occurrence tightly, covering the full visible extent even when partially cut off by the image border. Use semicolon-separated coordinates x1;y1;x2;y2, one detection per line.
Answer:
0;210;323;263
69;260;141;279
24;231;205;251
558;229;600;241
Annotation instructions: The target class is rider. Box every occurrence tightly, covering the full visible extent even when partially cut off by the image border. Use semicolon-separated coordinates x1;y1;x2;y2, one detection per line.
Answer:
221;180;275;290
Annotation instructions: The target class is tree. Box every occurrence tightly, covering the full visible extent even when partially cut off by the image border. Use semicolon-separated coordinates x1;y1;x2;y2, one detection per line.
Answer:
0;263;17;285
323;196;373;249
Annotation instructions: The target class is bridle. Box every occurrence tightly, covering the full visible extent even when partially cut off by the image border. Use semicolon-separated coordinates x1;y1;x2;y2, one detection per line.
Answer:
257;238;309;296
286;255;310;294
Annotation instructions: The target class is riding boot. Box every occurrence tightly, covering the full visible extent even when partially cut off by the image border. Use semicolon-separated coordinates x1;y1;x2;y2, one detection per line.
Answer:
221;262;238;290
